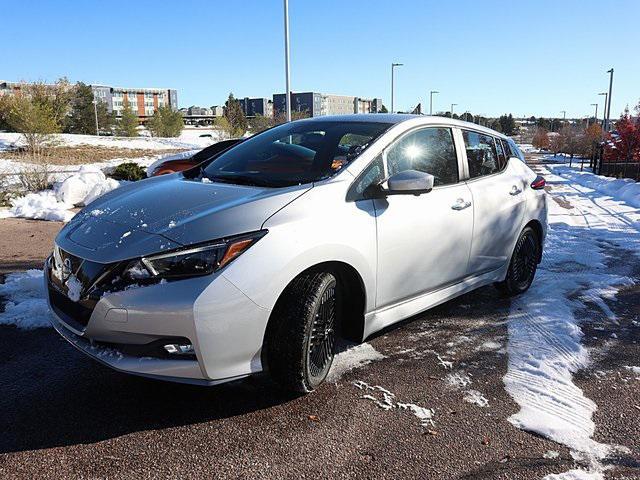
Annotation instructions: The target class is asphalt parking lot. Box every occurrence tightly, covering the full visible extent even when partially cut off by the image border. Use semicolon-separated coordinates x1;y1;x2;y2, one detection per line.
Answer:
1;162;639;479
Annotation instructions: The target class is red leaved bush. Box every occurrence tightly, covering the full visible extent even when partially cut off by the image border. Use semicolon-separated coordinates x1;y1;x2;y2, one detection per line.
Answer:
603;103;640;164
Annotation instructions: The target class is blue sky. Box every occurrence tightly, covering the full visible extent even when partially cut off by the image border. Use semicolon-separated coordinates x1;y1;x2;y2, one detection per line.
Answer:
2;0;638;118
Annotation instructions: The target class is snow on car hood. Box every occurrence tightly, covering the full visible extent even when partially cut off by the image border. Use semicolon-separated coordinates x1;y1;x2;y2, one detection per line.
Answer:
56;174;311;263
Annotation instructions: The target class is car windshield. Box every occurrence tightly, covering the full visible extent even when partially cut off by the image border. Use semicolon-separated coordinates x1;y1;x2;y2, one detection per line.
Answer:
201;121;392;187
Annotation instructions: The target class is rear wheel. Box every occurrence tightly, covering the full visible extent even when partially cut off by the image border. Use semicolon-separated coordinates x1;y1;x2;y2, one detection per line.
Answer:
495;226;540;296
266;271;339;393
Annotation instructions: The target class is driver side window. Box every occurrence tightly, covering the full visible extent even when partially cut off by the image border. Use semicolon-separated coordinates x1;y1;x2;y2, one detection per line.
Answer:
385;127;459;187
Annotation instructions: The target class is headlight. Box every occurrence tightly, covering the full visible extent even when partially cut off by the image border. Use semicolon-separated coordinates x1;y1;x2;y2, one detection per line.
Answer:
123;230;266;281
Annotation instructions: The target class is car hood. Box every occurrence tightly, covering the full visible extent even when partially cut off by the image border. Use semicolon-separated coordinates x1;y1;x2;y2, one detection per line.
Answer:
56;174;311;263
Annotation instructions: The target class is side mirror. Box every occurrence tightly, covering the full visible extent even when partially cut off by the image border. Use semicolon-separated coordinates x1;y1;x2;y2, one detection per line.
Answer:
366;169;434;198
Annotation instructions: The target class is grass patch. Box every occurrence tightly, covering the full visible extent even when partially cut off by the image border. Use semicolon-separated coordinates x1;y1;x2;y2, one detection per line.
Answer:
1;145;188;165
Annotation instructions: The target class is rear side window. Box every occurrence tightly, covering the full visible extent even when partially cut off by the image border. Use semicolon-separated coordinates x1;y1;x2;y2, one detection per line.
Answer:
385;127;458;186
463;130;500;178
507;138;525;162
501;139;513;158
495;137;507;169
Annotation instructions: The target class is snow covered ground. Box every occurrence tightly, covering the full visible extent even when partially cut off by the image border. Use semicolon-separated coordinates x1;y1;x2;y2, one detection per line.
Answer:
0;129;227;222
505;163;639;479
0;129;224;153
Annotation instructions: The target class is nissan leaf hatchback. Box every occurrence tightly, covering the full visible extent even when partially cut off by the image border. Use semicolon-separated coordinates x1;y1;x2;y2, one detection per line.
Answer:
46;115;547;392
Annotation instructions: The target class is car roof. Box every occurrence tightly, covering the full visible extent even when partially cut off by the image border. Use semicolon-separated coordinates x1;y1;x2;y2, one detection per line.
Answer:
295;114;508;139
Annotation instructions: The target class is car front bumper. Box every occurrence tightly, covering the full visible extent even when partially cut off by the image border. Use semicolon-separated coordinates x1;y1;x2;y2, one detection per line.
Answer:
45;257;271;386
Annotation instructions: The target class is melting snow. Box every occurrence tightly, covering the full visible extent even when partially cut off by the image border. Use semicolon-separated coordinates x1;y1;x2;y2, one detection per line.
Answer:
65;275;83;302
0;270;51;329
463;390;489;407
326;343;386;383
504;164;639;476
353;380;434;427
1;166;121;222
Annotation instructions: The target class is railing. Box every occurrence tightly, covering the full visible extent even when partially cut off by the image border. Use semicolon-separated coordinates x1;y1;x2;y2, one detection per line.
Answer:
593;146;640;181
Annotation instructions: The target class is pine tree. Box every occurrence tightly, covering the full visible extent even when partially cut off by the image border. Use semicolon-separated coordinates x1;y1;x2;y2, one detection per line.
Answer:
116;100;139;137
224;93;247;137
147;105;184;137
498;114;517;136
66;82;113;135
379;105;389;113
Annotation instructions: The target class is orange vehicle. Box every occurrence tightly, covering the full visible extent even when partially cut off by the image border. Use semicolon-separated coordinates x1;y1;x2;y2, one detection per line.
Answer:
148;138;243;176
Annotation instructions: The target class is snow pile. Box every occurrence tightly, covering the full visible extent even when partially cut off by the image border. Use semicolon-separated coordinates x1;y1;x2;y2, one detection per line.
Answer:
504;164;639;477
0;270;51;329
55;166;120;206
1;166;121;222
551;165;640;209
0;190;74;222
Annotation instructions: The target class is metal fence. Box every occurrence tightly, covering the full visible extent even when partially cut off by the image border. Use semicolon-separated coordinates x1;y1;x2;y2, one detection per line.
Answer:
592;146;640;181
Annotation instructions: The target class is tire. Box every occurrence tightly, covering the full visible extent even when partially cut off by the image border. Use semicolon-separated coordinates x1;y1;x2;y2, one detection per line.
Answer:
266;271;339;393
495;226;540;296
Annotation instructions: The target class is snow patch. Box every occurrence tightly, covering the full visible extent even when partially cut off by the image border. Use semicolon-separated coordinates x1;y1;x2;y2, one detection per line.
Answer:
1;166;121;222
0;190;74;222
65;275;83;302
504;163;639;477
0;270;51;329
445;372;472;389
543;469;603;480
353;380;434;427
463;389;489;407
326;343;386;383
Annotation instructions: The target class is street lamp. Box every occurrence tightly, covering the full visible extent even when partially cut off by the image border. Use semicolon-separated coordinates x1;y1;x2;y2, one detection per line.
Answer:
429;90;439;115
283;0;292;122
450;103;457;118
92;100;99;136
598;92;608;129
391;63;403;113
604;68;614;132
590;103;598;125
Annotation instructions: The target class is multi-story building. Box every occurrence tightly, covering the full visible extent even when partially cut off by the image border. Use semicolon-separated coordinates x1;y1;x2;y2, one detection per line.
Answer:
210;105;225;117
0;81;178;121
237;97;273;118
273;92;384;117
92;85;178;119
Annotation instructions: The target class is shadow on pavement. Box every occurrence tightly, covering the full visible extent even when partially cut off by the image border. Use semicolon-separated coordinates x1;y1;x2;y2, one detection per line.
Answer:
0;326;297;454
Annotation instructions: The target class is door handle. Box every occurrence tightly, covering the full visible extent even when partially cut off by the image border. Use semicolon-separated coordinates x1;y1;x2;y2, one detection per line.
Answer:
451;198;471;210
509;185;522;196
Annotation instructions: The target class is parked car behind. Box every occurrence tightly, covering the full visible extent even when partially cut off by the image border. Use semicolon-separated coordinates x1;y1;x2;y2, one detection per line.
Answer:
147;138;243;177
46;115;547;393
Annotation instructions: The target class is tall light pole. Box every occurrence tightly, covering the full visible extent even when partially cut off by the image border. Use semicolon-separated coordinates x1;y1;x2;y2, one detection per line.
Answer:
429;90;439;115
391;63;403;113
604;68;614;132
283;0;292;122
598;92;608;129
450;103;457;118
92;100;99;136
590;103;598;125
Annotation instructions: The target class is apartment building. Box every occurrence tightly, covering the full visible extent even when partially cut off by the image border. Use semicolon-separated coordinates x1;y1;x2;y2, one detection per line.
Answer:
273;92;384;117
0;81;178;120
93;85;178;118
237;97;273;118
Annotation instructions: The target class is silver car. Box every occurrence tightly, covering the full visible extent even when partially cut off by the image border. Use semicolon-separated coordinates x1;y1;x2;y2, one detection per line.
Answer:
46;115;547;392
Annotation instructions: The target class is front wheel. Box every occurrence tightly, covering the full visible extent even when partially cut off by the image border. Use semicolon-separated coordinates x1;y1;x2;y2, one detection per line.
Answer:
495;226;540;296
266;271;339;393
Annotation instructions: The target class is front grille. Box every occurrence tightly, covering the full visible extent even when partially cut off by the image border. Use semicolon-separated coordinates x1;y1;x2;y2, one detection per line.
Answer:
47;247;119;331
48;284;96;330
